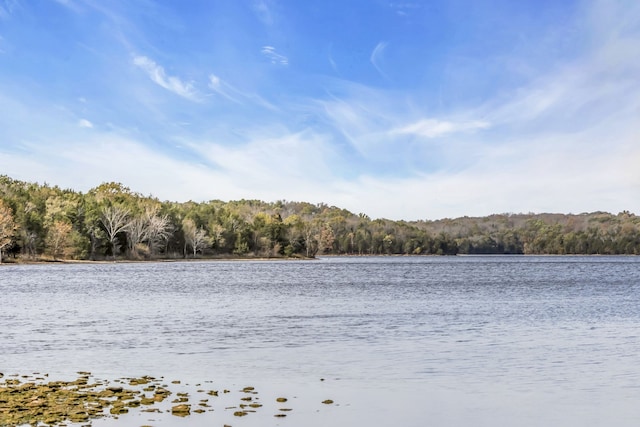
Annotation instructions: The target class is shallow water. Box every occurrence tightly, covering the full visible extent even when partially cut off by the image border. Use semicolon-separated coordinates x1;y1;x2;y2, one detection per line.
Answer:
1;256;640;426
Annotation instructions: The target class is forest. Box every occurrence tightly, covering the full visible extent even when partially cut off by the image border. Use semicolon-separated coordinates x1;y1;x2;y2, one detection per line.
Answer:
1;175;639;262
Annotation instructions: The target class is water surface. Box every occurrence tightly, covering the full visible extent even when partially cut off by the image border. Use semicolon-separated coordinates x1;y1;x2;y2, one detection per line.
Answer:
1;256;639;426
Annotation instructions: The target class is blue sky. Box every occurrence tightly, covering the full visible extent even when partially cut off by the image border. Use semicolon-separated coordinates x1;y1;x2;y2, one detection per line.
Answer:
0;0;638;220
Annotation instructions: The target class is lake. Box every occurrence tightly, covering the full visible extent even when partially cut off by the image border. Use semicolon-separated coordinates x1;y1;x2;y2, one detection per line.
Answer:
1;256;640;426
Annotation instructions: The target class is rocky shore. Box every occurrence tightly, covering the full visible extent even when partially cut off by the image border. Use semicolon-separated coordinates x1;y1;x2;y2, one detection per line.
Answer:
0;372;336;426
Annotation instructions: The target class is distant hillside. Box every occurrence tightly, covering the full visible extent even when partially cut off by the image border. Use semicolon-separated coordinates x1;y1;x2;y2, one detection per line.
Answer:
1;175;639;262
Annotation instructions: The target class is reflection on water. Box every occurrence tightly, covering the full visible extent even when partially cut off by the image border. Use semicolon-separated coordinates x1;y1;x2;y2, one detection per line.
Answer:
1;256;640;426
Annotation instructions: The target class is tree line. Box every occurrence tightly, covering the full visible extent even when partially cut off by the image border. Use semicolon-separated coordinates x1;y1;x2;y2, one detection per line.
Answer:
1;175;639;262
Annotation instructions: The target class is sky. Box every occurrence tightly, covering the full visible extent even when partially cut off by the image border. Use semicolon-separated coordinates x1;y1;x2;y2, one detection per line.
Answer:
0;0;639;220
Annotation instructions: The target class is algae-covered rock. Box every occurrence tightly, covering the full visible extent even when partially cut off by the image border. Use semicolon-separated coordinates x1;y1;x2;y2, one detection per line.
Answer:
1;372;343;426
109;405;129;415
171;404;191;417
126;399;141;407
0;374;153;426
140;396;156;405
153;387;171;402
68;410;89;422
129;376;152;386
105;386;123;393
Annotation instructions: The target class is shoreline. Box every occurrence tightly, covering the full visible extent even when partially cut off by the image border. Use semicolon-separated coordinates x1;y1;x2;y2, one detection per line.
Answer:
0;254;316;265
2;252;636;266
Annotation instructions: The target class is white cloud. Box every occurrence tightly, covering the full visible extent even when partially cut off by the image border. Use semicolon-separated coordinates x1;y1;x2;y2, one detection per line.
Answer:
186;129;340;191
132;55;198;101
393;119;490;139
78;118;93;128
0;134;217;202
330;129;640;220
208;74;220;89
261;46;288;66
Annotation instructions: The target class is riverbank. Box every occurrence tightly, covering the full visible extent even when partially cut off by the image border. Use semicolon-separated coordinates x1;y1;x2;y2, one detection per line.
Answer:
0;253;313;265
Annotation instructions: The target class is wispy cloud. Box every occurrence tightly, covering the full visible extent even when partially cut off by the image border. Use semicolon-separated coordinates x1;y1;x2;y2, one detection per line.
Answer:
78;118;93;128
207;73;278;110
261;46;288;66
388;2;422;17
477;2;640;133
393;119;490;139
132;55;198;101
370;41;389;79
193;130;336;180
328;54;338;73
327;43;339;74
208;74;242;103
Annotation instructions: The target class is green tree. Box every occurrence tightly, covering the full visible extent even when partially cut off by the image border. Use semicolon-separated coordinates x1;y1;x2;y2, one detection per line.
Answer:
0;199;17;263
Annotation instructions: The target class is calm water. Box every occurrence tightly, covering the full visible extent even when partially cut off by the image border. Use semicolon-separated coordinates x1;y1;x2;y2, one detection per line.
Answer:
1;256;640;426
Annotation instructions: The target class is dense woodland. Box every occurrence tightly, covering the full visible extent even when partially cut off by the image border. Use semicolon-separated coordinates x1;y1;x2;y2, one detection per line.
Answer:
1;175;639;262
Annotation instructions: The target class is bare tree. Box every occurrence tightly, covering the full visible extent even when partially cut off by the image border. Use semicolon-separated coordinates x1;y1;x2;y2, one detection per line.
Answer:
125;216;148;258
146;212;172;256
124;206;172;258
183;218;209;257
100;205;129;259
